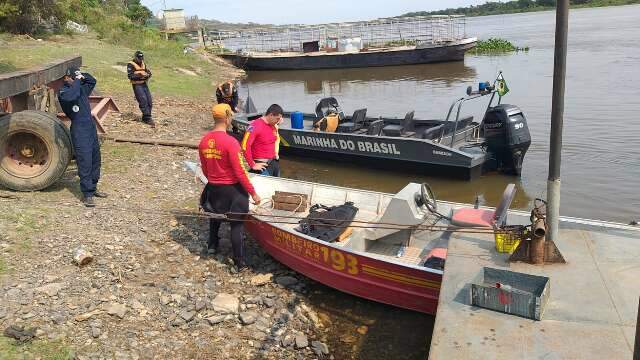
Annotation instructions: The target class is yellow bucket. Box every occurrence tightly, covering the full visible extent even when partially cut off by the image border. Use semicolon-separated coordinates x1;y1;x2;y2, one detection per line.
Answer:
494;226;525;254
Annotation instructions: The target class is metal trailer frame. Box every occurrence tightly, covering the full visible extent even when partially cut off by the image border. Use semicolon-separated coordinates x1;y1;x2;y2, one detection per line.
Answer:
0;56;120;191
0;55;119;133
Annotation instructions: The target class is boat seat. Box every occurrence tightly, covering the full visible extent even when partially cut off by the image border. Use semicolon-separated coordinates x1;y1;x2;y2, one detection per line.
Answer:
440;116;474;136
337;108;367;133
366;119;384;136
401;131;416;138
382;111;415;137
381;124;403;137
422;125;445;140
450;184;517;228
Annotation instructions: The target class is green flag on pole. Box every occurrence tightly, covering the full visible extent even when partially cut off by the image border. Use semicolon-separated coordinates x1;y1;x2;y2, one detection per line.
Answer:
497;75;509;97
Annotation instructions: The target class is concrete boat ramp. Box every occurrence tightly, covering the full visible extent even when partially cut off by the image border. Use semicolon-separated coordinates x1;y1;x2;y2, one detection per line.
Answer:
429;212;640;359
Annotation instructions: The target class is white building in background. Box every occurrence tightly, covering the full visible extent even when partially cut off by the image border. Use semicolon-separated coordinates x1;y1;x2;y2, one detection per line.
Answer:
162;9;186;31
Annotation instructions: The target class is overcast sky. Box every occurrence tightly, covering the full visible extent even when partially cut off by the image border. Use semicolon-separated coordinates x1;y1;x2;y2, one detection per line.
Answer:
141;0;488;24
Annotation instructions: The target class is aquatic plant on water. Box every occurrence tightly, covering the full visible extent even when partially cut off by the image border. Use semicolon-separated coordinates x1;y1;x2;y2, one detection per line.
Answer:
473;38;529;54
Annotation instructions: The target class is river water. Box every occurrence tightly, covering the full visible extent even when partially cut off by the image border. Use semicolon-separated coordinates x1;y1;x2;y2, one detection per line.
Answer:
239;5;640;359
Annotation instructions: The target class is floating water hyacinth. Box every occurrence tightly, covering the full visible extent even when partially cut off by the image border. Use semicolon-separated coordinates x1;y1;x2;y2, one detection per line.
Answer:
473;38;529;54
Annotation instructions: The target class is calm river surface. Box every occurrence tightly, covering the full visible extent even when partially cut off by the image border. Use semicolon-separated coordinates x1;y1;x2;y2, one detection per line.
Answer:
241;5;640;224
240;5;640;359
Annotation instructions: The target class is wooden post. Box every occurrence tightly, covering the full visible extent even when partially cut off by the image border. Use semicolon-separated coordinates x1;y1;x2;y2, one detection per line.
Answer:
635;297;640;360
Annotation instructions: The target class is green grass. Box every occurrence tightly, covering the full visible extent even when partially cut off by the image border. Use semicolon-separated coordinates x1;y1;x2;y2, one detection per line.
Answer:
0;33;229;99
0;337;74;360
101;142;142;173
0;61;16;72
0;209;47;253
0;256;7;274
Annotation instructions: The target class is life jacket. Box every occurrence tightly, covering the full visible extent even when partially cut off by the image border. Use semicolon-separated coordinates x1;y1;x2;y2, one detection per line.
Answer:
218;81;234;100
297;202;359;242
313;113;339;133
128;60;147;85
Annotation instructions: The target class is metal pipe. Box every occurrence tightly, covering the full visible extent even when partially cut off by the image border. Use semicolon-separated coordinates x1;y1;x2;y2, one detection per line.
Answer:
439;98;462;142
547;0;570;243
531;218;546;265
533;218;546;238
450;100;464;147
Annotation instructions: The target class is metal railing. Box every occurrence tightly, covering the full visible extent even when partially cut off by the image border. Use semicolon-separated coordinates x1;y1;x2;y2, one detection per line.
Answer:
210;15;467;54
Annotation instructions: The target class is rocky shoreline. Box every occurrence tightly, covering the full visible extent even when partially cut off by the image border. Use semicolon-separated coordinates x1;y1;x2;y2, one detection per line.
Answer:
0;96;332;359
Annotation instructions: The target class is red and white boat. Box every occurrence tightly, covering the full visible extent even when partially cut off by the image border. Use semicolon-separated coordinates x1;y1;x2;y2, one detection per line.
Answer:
186;162;518;315
245;176;455;314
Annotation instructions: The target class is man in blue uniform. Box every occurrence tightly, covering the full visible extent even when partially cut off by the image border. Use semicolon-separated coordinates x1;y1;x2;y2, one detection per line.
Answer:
58;68;107;207
127;50;155;127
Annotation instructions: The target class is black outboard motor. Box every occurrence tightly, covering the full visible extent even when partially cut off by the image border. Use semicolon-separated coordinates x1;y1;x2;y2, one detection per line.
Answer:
482;104;531;175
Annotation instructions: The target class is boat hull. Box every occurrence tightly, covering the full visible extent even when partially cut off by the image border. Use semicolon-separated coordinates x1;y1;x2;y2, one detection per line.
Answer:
245;217;442;314
231;122;488;180
221;40;477;70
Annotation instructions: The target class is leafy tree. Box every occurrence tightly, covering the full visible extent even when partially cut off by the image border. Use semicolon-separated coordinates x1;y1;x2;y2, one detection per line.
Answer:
536;0;556;6
125;0;152;24
401;0;636;17
0;3;18;18
0;0;67;34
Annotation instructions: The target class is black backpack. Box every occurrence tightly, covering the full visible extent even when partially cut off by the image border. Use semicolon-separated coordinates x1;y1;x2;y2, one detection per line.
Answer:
297;202;359;242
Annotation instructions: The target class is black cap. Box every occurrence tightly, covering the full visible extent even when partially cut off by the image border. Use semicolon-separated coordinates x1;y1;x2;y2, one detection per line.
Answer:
65;67;80;77
135;50;144;59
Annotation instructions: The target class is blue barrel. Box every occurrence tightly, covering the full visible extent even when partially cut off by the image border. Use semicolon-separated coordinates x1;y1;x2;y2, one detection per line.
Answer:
291;111;304;129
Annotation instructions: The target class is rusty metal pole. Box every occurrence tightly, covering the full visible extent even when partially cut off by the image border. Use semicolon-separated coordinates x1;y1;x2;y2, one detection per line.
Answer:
547;0;570;244
530;218;546;265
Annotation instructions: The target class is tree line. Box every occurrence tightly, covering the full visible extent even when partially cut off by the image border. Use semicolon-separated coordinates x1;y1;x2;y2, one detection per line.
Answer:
403;0;640;17
0;0;152;35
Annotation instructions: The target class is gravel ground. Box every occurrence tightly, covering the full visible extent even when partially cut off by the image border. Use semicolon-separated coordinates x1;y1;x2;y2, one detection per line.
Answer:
0;98;332;359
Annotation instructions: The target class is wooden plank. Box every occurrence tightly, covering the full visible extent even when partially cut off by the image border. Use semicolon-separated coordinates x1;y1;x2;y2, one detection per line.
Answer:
101;135;199;148
273;191;308;205
273;201;307;212
337;227;353;242
0;55;82;98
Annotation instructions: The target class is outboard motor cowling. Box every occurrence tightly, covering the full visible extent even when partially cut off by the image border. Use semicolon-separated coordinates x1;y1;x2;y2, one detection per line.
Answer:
482;104;531;176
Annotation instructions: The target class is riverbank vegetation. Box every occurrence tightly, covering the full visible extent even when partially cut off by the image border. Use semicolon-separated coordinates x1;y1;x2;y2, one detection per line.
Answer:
472;38;529;54
0;33;240;98
0;1;241;98
403;0;640;17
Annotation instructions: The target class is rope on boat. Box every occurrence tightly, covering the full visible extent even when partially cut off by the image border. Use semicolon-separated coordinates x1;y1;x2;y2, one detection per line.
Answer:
0;193;526;235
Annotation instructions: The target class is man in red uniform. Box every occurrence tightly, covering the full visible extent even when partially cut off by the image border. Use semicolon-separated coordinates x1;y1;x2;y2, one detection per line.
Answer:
199;103;261;268
241;104;283;176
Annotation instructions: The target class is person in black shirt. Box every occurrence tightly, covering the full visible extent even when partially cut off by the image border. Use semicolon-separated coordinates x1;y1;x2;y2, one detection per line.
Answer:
215;81;239;112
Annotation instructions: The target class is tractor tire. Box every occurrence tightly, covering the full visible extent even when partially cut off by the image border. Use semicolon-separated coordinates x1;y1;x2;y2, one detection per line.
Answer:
0;110;73;191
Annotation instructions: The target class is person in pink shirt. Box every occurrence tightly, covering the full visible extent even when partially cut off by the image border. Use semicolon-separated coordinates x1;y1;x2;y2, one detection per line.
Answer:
241;104;283;176
199;103;261;269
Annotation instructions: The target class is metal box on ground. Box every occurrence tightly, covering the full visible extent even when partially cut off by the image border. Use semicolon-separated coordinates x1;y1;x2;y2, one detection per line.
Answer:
471;267;550;320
